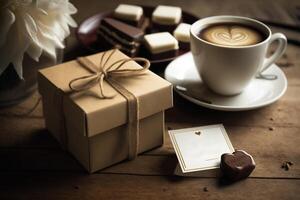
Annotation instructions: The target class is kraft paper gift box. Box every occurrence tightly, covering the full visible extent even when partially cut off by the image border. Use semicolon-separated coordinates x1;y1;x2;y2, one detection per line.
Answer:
38;49;173;173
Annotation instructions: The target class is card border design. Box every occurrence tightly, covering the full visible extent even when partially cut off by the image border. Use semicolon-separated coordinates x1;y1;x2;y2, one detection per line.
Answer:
169;124;234;173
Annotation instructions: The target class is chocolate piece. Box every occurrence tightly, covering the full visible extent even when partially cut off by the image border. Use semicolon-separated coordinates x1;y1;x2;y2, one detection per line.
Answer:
101;18;144;42
98;18;144;57
144;32;178;53
114;4;143;22
151;5;182;32
152;5;182;25
113;4;147;29
143;32;179;59
220;150;255;181
173;23;191;49
140;18;150;32
114;15;149;30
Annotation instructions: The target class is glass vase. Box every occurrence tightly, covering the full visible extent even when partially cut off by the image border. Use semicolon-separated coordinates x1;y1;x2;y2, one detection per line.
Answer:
0;49;63;107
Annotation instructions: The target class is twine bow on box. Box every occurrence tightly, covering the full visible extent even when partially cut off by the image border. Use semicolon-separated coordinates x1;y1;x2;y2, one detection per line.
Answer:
68;49;150;160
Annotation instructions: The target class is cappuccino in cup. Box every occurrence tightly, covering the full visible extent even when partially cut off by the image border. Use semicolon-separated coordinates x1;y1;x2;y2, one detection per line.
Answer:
199;23;265;46
190;16;287;95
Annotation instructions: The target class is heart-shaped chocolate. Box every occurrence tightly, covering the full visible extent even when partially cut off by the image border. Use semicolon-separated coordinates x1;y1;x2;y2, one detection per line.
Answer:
220;150;255;181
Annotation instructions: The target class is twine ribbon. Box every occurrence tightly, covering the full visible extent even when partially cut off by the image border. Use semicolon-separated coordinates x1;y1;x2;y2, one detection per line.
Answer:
69;49;150;160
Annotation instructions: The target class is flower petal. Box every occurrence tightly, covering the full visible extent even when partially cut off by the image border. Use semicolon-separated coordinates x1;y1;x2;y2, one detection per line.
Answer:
64;14;77;28
37;35;56;59
37;18;67;41
12;54;24;79
24;13;39;44
0;9;15;46
38;26;65;48
0;0;78;78
0;12;31;78
56;15;70;37
68;2;78;14
26;42;42;62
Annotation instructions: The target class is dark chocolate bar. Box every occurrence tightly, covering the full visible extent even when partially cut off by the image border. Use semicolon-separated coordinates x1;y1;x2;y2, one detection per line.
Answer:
113;15;149;31
98;18;144;57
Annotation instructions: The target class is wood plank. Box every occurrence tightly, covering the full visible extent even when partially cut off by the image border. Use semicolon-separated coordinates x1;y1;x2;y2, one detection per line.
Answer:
102;153;300;179
1;95;299;149
0;86;299;178
0;125;299;179
0;173;299;200
1;83;300;148
0;149;82;171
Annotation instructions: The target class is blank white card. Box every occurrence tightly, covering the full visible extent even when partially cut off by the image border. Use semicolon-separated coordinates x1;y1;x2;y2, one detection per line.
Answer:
169;124;234;173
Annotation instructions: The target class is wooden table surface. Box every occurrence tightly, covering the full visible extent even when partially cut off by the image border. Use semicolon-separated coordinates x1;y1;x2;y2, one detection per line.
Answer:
1;0;300;199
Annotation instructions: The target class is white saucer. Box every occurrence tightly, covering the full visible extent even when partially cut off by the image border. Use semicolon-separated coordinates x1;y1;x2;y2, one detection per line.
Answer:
164;52;287;111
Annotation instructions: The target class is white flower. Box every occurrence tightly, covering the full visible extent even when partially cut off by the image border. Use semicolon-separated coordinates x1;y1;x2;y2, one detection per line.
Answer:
0;0;77;79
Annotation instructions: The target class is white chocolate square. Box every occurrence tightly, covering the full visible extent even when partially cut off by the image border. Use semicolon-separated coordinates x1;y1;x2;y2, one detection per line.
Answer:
152;5;182;25
114;4;143;21
173;23;191;42
144;32;179;54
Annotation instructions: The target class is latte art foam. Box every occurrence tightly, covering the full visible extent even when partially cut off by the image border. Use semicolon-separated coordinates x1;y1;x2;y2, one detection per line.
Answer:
200;24;264;46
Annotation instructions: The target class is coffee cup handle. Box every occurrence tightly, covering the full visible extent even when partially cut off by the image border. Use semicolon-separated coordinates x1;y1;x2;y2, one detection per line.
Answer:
258;33;287;78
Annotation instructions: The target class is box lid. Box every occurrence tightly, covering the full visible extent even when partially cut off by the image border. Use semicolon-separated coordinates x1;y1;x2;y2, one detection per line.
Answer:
38;50;173;137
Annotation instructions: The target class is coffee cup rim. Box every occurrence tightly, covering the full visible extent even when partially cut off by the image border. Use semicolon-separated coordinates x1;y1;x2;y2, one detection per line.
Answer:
190;15;272;49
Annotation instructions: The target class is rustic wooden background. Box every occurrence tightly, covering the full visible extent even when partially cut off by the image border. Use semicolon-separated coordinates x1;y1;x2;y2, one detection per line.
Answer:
0;0;300;199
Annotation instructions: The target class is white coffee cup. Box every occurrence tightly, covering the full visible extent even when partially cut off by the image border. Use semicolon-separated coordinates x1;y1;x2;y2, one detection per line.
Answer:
190;15;287;96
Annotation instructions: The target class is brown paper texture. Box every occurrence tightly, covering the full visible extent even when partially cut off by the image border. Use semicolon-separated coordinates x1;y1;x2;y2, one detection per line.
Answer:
38;49;173;137
38;49;173;172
